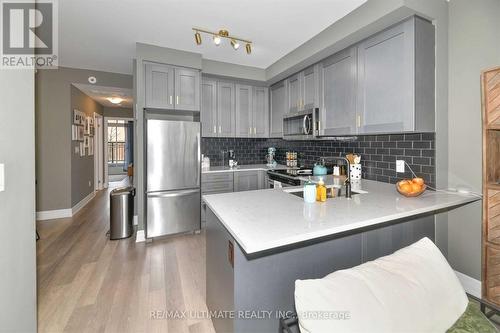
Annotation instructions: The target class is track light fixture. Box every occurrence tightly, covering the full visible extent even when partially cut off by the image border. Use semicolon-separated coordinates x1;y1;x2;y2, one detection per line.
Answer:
192;28;252;55
194;31;202;45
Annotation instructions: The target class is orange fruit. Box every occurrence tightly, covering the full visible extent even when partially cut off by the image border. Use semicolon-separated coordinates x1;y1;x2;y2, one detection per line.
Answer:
411;183;422;193
400;184;412;193
412;177;425;185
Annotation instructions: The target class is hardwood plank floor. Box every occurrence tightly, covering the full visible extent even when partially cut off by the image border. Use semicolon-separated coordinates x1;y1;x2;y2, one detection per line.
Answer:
37;188;215;332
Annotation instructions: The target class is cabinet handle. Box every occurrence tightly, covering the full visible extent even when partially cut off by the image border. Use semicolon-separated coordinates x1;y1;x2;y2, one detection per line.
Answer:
254;127;257;134
219;126;222;134
176;96;179;105
357;115;361;128
214;125;217;134
169;96;173;105
318;121;321;133
249;127;252;135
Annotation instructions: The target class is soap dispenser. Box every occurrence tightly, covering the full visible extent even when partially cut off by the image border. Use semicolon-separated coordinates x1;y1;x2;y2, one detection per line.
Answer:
316;177;327;202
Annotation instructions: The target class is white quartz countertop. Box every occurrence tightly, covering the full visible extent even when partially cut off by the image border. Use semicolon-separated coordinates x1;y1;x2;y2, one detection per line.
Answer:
203;180;480;255
202;164;288;173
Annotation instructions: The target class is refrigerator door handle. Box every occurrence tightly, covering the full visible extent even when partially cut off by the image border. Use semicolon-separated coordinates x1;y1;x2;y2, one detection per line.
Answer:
147;189;200;198
197;132;201;185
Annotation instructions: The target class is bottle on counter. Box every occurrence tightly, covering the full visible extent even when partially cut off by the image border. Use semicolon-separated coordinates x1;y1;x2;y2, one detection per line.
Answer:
303;178;316;204
316;177;327;202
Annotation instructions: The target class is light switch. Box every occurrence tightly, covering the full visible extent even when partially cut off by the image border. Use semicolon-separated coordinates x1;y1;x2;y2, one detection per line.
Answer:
396;160;405;173
0;164;4;192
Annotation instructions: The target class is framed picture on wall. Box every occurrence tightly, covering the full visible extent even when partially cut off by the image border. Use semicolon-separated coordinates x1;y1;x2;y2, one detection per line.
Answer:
88;138;94;156
73;109;84;125
71;125;78;140
79;142;85;157
83;136;90;148
77;126;84;141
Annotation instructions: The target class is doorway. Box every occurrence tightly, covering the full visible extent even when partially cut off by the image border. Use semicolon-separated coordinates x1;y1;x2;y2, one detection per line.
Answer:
104;117;134;187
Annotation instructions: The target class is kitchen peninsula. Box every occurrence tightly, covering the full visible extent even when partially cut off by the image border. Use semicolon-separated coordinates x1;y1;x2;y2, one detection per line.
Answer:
204;180;479;332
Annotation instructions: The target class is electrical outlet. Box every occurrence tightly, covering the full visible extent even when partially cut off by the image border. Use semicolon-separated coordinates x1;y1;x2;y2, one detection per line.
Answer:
0;164;4;192
396;160;405;173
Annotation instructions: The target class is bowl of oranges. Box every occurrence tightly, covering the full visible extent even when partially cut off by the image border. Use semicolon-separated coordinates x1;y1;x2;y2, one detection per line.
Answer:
396;178;426;197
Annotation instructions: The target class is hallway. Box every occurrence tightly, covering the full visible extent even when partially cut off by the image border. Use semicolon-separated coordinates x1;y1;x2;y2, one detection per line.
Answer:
36;188;215;332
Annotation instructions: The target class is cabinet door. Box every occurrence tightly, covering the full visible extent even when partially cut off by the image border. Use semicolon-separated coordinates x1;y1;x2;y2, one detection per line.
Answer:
253;86;269;138
174;68;200;111
287;73;301;113
319;47;357;136
234;171;260;192
201;79;217;137
145;62;174;109
270;81;286;138
235;84;253;138
217;82;235;137
357;19;414;134
302;66;318;110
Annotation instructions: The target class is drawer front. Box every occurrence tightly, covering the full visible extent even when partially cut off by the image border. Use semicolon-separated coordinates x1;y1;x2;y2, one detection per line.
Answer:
202;172;234;183
485;244;500;306
202;181;233;194
487;189;500;245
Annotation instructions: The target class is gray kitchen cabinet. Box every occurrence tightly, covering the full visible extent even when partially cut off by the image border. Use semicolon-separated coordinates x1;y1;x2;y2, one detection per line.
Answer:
270;81;287;138
287;73;301;113
145;62;174;109
235;84;253;138
201;172;234;223
145;62;200;111
252;86;269;138
356;16;435;134
302;66;319;110
174;68;200;111
318;47;357;136
234;171;263;192
201;79;217;137
217;82;236;137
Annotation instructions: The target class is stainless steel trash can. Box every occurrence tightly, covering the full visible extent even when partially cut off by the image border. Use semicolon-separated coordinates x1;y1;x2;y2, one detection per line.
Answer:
110;186;135;240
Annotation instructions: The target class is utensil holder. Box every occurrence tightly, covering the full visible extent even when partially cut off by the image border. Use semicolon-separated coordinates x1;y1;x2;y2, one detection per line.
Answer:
350;164;362;180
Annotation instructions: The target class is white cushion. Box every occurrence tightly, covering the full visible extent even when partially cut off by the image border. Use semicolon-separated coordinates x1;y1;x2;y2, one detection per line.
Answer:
295;237;468;333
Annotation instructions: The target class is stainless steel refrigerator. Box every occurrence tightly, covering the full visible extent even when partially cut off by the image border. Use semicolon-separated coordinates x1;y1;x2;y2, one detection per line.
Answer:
145;119;201;238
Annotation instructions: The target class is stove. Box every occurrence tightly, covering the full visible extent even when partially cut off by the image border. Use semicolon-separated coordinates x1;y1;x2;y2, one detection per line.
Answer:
267;168;314;187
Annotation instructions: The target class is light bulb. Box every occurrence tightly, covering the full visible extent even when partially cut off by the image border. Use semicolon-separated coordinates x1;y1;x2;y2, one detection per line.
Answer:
213;35;221;46
107;97;123;104
231;39;240;50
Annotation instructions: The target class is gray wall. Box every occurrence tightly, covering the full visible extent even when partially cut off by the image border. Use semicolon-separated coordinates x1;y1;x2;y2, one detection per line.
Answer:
36;67;132;212
0;70;37;331
70;86;104;206
447;0;500;280
103;106;133;118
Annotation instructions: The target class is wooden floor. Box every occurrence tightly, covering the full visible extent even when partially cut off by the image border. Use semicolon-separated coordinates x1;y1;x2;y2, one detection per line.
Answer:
36;187;215;333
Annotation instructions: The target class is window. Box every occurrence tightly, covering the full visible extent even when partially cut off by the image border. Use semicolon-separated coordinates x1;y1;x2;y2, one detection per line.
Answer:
107;120;126;165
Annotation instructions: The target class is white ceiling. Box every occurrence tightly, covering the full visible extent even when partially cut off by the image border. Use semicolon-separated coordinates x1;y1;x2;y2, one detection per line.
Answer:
59;0;367;75
73;84;134;108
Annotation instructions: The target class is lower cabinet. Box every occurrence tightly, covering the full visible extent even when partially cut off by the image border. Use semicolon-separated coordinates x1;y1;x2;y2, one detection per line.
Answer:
201;170;268;222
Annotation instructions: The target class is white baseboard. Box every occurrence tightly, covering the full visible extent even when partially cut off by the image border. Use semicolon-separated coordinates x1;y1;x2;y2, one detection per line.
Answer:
135;230;146;243
36;209;72;221
133;215;138;226
455;270;481;298
37;191;96;221
72;191;96;215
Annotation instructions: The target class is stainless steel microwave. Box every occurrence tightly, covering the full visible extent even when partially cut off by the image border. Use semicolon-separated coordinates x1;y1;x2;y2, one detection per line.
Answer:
282;108;317;140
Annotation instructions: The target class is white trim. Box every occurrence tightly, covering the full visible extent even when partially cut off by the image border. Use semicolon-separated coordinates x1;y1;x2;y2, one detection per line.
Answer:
94;113;104;191
36;191;96;221
455;270;481;298
135;229;146;243
72;191;96;215
133;215;138;226
36;209;72;221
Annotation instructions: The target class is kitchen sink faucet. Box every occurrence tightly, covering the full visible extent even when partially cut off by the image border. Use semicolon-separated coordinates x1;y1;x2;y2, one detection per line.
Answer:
322;156;352;199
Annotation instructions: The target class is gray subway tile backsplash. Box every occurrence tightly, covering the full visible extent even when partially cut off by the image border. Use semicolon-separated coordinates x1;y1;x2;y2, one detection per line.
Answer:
201;132;436;187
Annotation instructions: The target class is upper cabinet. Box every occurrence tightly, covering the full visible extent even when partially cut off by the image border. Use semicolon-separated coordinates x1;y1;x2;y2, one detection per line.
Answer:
201;79;217;137
235;84;253;137
270;81;287;138
145;62;200;111
318;47;357;136
356;16;435;134
252;86;269;138
286;66;319;113
217;81;236;137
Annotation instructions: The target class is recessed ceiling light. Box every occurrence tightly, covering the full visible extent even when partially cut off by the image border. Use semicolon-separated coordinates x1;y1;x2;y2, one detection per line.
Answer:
107;97;123;104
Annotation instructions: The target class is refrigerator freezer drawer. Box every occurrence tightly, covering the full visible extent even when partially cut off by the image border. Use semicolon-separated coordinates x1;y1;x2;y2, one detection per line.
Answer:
146;189;201;238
